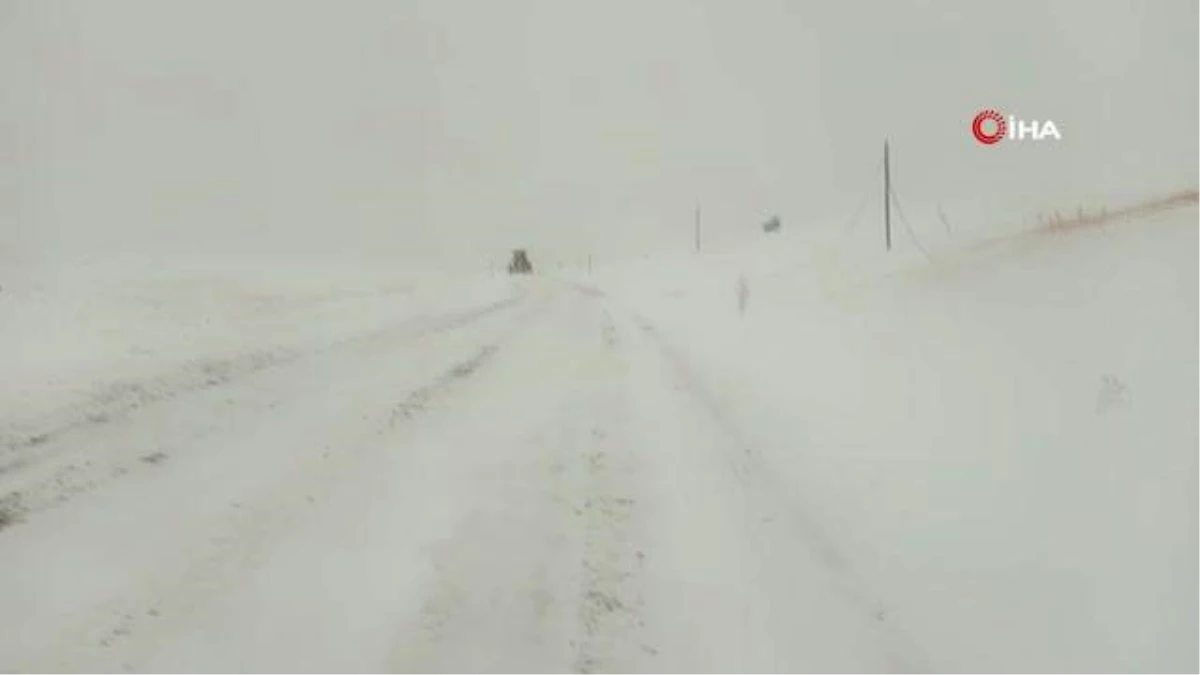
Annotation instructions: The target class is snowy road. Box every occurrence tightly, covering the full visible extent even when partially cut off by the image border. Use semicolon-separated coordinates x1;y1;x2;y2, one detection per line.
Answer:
0;279;920;672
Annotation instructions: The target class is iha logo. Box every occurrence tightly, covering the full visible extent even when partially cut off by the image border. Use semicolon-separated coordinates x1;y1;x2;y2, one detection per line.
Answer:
972;109;1061;145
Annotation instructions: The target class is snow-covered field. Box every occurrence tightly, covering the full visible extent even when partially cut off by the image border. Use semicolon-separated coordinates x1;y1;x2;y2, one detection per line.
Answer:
0;256;502;418
0;202;1195;672
589;200;1198;672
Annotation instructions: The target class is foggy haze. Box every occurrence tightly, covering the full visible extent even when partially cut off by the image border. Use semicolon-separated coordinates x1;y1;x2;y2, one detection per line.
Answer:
0;3;1196;670
1;0;1196;269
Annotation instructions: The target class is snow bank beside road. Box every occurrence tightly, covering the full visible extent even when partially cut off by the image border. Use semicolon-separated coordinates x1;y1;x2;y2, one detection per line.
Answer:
0;255;514;425
589;204;1198;671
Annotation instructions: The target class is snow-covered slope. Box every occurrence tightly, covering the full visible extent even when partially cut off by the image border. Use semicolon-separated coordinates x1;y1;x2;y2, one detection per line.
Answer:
588;201;1198;671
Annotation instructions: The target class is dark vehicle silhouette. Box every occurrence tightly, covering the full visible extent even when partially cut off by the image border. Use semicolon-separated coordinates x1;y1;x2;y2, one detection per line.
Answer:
508;249;533;274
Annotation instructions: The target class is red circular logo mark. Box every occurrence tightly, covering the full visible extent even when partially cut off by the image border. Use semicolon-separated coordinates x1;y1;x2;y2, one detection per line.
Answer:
972;109;1006;145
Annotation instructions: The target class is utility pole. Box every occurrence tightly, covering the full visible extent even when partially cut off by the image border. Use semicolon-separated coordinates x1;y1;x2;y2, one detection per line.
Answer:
694;204;701;253
884;140;892;252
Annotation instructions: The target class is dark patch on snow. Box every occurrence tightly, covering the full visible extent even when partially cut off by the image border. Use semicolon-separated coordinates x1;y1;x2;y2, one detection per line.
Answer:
390;345;500;426
0;493;25;531
3;349;296;461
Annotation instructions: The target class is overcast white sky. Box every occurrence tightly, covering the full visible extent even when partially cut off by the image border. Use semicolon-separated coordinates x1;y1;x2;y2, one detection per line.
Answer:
1;0;1196;270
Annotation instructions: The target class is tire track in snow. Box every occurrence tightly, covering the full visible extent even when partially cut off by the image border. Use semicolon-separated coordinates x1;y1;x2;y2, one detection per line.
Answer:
0;297;519;473
627;310;932;672
387;292;651;673
0;297;523;529
573;441;648;674
7;327;519;673
573;307;650;673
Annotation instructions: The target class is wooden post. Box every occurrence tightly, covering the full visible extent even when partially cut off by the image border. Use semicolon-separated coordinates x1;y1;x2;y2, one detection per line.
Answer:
884;140;892;252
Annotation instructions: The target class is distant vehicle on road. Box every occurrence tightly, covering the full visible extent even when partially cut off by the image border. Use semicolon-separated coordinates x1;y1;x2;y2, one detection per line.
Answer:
508;249;533;274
